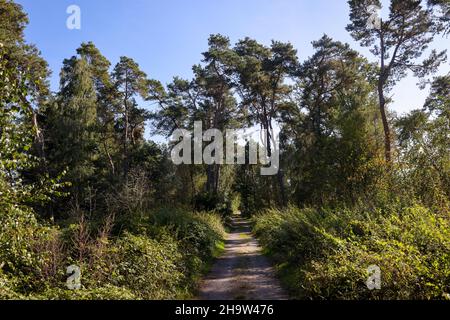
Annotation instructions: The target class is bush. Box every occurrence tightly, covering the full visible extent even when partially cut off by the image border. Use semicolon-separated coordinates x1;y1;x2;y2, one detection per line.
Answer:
147;208;226;291
0;204;64;294
150;208;225;261
0;272;24;299
254;205;450;299
0;205;42;277
114;232;185;299
0;204;225;300
30;285;137;300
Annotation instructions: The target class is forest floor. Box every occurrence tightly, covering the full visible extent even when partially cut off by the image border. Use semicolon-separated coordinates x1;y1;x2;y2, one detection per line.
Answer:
198;214;288;300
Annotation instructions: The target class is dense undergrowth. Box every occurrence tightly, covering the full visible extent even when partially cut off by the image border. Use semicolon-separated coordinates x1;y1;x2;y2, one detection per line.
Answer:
0;207;225;300
254;204;450;300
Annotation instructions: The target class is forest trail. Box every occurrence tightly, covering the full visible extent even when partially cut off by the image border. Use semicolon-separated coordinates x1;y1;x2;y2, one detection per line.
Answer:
198;214;288;300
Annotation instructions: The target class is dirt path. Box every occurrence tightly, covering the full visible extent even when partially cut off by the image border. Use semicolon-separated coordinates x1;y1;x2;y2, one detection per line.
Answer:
198;215;288;300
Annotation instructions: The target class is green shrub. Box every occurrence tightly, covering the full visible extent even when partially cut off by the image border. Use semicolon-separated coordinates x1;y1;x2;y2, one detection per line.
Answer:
0;272;24;299
150;208;225;261
0;205;225;300
0;205;41;277
254;204;450;300
147;208;226;292
0;204;64;293
114;232;185;299
29;285;137;300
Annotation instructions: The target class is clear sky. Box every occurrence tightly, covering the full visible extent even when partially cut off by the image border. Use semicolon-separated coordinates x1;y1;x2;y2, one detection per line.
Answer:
17;0;450;119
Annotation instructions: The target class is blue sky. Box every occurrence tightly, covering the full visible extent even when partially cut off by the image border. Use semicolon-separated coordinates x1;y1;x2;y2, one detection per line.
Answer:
17;0;450;119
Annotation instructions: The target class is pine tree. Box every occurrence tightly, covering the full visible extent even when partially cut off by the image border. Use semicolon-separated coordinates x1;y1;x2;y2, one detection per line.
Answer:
284;36;383;205
232;37;299;206
76;42;118;176
428;0;450;35
347;0;447;162
0;0;50;158
45;56;99;209
112;57;149;178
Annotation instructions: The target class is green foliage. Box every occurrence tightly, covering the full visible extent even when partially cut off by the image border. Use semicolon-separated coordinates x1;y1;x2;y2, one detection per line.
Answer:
0;0;50;100
0;205;41;278
255;205;450;299
234;162;273;216
0;203;66;294
194;192;233;216
395;74;450;209
0;205;225;300
347;0;447;162
31;285;137;300
281;35;384;206
59;208;223;299
114;232;185;299
49;57;99;191
428;0;450;35
0;272;24;299
149;208;226;262
0;48;34;205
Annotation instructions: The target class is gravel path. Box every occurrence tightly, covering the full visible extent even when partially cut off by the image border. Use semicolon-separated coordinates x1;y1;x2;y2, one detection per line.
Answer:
198;215;288;300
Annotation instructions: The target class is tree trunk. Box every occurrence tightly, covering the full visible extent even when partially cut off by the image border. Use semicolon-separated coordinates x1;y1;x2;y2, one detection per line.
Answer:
264;120;272;157
378;80;391;163
277;169;287;207
206;165;214;194
206;164;220;195
190;166;196;208
102;135;115;175
263;117;287;207
123;74;129;179
378;33;392;163
214;164;220;194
